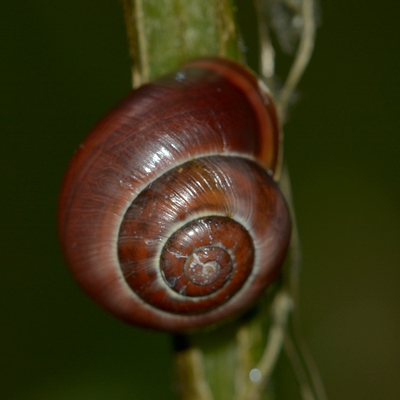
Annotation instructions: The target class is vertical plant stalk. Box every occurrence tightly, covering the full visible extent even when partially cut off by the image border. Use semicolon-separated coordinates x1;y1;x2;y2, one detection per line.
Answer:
121;1;318;400
275;0;316;119
122;0;241;87
254;1;327;399
121;1;281;399
173;288;289;400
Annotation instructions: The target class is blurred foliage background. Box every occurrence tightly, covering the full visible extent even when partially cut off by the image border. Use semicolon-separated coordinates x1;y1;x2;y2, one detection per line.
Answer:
1;1;399;399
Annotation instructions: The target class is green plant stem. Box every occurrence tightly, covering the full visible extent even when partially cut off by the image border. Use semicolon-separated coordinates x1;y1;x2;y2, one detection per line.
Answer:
174;288;291;400
121;1;282;399
122;0;241;87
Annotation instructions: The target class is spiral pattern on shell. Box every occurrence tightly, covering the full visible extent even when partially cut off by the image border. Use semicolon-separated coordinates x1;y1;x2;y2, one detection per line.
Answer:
58;58;291;332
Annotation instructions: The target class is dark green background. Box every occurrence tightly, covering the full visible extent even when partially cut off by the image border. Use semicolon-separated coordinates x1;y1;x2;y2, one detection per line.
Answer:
1;1;399;399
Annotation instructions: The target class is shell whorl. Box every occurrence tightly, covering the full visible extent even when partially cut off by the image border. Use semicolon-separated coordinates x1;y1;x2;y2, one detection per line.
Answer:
58;58;290;332
118;155;289;320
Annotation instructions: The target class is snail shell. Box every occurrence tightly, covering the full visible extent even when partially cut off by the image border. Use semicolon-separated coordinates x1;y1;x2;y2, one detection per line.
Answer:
58;58;291;333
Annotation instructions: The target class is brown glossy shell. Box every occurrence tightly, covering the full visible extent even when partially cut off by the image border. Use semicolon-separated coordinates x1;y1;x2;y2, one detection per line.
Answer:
58;57;290;332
